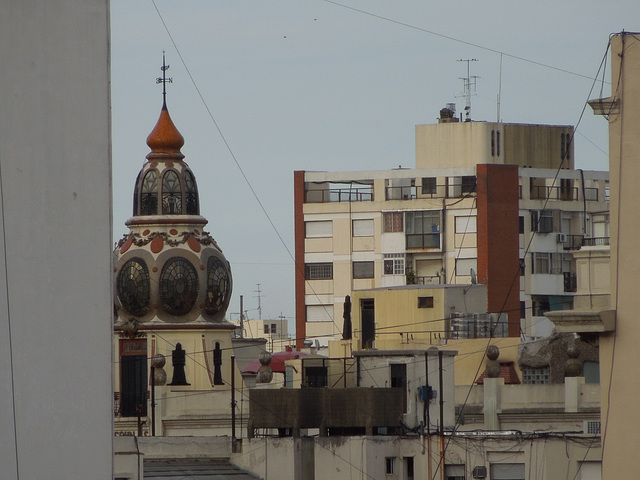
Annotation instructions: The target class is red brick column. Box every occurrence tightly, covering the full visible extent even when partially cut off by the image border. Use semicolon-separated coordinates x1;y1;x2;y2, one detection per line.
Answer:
476;164;520;337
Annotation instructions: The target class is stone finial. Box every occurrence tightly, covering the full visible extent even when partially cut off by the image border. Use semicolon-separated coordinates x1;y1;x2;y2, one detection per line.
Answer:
486;345;501;378
151;353;167;386
256;351;273;384
565;343;582;377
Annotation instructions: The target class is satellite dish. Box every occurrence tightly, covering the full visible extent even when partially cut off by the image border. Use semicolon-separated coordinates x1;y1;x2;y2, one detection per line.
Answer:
470;268;477;284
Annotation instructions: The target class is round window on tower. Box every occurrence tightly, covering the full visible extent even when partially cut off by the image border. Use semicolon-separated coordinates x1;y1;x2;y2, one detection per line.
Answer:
206;256;231;316
117;257;151;317
159;257;199;316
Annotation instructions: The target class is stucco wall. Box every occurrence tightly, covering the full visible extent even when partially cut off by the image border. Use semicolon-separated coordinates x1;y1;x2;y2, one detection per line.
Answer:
0;2;112;479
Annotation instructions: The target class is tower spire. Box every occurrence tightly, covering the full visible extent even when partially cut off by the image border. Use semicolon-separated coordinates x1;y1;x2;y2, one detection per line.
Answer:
156;51;173;109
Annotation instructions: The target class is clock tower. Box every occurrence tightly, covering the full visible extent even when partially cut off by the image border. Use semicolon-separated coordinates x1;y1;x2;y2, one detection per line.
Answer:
113;59;237;435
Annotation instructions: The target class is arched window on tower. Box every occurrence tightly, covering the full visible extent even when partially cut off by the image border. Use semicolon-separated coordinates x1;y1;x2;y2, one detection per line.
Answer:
132;170;141;215
162;170;182;214
140;170;158;215
184;170;199;215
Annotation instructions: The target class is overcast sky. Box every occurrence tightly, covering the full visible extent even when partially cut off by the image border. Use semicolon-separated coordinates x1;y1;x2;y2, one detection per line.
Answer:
110;1;637;330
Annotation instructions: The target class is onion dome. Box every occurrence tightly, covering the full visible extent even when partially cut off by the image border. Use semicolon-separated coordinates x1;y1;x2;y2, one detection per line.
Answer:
129;103;199;218
146;104;185;157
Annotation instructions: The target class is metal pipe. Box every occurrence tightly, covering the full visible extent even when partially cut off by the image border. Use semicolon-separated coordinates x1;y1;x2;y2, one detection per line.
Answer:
151;365;156;436
231;355;236;451
438;351;444;435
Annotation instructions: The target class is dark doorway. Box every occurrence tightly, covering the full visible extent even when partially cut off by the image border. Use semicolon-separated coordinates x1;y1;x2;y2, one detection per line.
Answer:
361;299;375;349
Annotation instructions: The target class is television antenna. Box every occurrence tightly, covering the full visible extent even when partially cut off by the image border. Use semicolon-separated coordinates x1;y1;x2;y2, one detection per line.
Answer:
457;58;479;121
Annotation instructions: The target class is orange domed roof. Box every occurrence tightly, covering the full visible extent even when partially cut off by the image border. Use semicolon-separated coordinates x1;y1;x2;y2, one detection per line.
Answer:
146;104;185;154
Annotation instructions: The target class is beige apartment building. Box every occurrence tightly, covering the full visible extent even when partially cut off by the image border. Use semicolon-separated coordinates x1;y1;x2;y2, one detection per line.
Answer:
294;118;609;348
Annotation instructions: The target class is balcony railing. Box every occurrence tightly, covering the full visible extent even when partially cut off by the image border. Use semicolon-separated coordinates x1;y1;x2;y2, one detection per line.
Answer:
414;275;441;285
530;185;578;201
582;236;610;247
385;184;476;201
564;235;610;250
305;188;373;203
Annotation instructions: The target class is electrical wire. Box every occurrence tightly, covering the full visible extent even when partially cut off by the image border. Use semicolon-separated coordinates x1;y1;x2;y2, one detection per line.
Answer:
324;0;609;84
0;116;20;479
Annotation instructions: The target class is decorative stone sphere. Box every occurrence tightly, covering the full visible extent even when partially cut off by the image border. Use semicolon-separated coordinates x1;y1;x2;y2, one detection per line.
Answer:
151;353;166;369
486;345;500;361
154;368;168;386
259;351;272;367
567;343;580;359
565;343;582;377
257;365;274;384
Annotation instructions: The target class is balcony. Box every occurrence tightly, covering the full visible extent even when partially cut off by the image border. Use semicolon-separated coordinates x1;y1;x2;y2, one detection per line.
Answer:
414;275;441;285
564;235;610;250
305;187;373;203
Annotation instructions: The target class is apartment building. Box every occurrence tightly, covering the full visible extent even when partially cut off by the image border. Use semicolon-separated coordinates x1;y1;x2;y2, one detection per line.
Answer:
294;116;609;347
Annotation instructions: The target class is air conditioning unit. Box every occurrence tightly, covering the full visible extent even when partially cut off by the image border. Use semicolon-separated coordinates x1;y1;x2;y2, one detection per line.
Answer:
583;420;601;435
472;466;487;479
556;233;567;244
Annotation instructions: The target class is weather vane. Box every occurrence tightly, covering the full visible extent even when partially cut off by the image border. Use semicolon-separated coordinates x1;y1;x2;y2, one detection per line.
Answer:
156;51;173;106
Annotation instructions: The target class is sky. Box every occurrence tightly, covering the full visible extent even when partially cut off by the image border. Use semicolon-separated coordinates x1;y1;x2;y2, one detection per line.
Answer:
110;1;639;331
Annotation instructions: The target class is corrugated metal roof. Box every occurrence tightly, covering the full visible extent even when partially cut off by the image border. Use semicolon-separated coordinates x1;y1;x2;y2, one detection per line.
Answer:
143;459;259;479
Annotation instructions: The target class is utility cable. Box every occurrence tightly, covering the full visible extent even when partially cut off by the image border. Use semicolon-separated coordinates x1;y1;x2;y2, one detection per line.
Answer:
324;0;609;84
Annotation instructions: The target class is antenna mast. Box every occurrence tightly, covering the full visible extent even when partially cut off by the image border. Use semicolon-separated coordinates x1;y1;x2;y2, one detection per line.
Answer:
254;284;263;319
457;58;479;121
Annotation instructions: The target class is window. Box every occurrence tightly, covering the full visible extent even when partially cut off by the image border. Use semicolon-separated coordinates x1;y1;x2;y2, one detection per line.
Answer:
162;170;182;214
386;457;396;475
383;212;404;232
496;130;500;156
531;253;563;274
306;305;333;322
271;323;277;334
403;457;414;480
384;254;405;275
264;324;270;334
184;170;199;215
532;296;550;316
304;366;327;388
140;170;158;215
406;211;440;248
520;301;526;319
461;176;477;194
159;257;199;316
353;261;374;279
445;465;465;480
418;296;434;308
305;263;333;280
391;364;407;412
353;219;374;236
422;177;437;195
519;259;525;276
456;258;477;276
523;367;550;384
117;257;150;317
305;220;332;238
206;256;231;316
490;463;525;480
455;216;477;233
519;216;524;234
531;210;558;233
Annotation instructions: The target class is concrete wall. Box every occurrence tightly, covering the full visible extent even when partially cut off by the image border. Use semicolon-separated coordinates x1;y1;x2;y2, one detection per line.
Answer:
599;32;640;479
0;2;112;479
